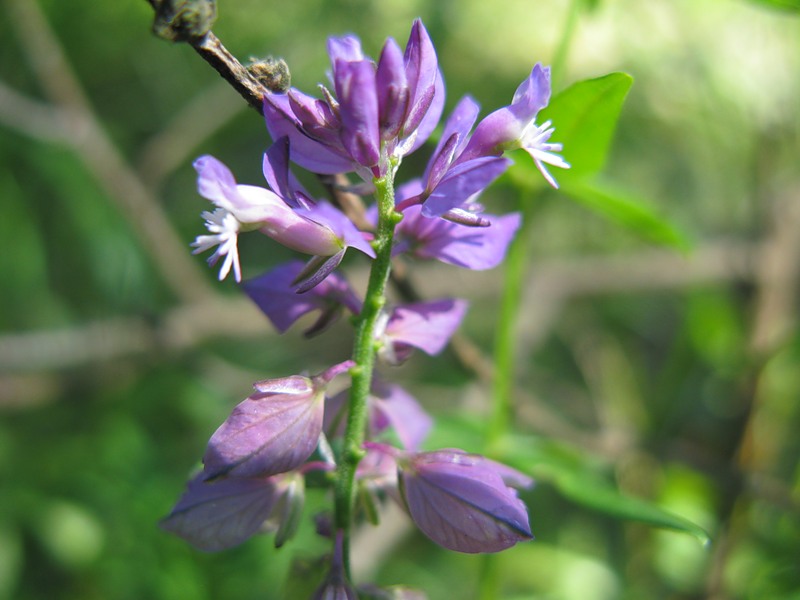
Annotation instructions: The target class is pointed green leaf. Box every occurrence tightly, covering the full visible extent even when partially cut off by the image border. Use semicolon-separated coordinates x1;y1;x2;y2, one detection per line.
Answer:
540;72;634;179
747;0;800;12
562;179;691;250
499;436;711;545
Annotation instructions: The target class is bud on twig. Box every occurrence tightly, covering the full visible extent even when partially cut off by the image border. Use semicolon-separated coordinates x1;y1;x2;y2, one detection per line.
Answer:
152;0;217;43
248;56;291;93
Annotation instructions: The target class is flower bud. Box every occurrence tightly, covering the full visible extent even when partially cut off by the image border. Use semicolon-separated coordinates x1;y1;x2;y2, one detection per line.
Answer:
203;362;353;480
398;449;533;553
160;473;279;552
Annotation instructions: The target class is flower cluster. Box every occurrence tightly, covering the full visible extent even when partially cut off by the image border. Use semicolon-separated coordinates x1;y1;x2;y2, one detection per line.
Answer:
165;18;567;597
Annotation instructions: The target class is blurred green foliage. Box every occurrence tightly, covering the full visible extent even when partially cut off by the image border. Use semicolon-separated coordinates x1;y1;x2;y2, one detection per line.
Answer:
1;0;799;599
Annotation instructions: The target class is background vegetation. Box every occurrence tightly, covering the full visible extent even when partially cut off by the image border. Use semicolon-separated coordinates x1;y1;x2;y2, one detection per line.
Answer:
1;0;798;598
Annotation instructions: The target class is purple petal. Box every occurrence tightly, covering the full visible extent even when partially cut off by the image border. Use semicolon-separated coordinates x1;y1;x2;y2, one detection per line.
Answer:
370;382;432;451
263;94;353;174
424;133;459;192
458;64;552;163
257;204;342;256
385;298;468;356
242;261;361;333
194;155;237;203
401;206;521;270
299;201;376;258
202;376;323;479
399;450;533;553
334;60;381;168
328;35;365;66
262;137;293;202
261;137;311;208
421;156;511;218
510;63;552;122
403;19;441;137
376;38;409;140
293;250;346;294
422;96;480;187
160;474;279;552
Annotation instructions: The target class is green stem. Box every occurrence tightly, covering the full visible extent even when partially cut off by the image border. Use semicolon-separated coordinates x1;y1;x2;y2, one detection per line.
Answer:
551;0;582;91
487;193;540;446
334;169;398;577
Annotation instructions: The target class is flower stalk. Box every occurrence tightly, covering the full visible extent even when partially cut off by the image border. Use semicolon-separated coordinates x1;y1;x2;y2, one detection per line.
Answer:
334;165;399;574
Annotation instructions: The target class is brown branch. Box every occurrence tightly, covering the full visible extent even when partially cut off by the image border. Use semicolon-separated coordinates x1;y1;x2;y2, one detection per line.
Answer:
0;80;69;143
188;32;268;113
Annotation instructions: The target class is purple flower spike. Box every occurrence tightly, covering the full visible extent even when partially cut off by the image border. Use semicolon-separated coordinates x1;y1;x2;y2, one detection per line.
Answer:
203;363;353;480
160;473;280;552
398;449;533;553
243;260;362;336
378;299;468;364
396;204;521;270
459;64;570;188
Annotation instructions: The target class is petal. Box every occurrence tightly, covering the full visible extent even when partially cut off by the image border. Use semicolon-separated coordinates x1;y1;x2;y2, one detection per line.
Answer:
421;156;511;217
243;261;361;333
376;38;409;139
202;378;323;479
385;298;468;356
257;204;343;256
194;155;237;207
160;474;279;552
405;68;445;156
370;382;432;451
423;95;480;184
403;19;441;137
293;250;347;293
400;451;532;553
458;64;552;164
409;207;522;270
242;261;328;333
263;94;353;174
328;35;365;66
298;201;376;258
334;60;381;168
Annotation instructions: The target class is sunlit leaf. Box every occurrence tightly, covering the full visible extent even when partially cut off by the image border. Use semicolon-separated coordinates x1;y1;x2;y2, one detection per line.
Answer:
747;0;800;12
540;72;634;179
499;436;711;545
562;179;691;250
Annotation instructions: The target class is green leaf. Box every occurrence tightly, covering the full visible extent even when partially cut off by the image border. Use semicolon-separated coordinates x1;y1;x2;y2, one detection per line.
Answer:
562;179;691;250
540;72;634;179
499;436;711;545
747;0;800;12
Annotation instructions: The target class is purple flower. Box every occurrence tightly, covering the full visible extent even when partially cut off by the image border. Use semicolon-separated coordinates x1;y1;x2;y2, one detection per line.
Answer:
395;96;511;218
243;260;362;336
160;472;301;552
203;362;353;480
191;150;374;283
397;449;533;553
394;203;521;270
263;19;443;179
459;63;570;188
377;299;468;365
